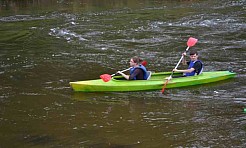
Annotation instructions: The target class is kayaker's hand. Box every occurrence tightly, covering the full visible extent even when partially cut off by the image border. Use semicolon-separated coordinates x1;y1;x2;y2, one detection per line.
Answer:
173;69;178;72
117;71;123;75
182;52;186;56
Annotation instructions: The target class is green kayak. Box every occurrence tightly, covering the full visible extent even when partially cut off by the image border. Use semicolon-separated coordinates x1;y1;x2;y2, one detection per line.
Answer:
69;71;236;92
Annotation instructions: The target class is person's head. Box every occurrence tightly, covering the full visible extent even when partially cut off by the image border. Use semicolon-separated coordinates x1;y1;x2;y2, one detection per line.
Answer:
189;50;199;61
129;56;142;67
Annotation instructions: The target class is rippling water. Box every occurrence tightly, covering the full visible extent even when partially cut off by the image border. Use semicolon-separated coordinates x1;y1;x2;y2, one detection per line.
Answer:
0;0;245;147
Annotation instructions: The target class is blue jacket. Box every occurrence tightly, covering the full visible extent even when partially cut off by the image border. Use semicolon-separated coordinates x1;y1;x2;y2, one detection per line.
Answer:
130;65;149;80
185;60;203;76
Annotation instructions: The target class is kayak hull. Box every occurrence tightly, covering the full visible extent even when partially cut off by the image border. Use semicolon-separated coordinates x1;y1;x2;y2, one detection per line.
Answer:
69;71;236;92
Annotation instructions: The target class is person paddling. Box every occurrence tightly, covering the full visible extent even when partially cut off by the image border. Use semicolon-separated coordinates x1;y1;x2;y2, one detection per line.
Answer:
117;56;150;80
173;50;203;76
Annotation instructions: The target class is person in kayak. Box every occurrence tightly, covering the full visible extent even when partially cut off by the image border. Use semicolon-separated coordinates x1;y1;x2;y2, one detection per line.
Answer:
117;56;150;80
172;50;203;77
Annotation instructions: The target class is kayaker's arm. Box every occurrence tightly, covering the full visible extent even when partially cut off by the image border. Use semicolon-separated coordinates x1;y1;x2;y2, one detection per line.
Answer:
173;68;195;73
118;69;143;80
182;52;187;65
117;71;130;80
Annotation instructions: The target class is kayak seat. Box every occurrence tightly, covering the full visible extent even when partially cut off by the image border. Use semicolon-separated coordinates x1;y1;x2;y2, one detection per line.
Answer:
147;71;152;80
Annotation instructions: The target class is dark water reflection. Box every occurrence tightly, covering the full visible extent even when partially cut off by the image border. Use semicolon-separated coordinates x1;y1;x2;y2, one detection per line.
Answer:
0;0;246;147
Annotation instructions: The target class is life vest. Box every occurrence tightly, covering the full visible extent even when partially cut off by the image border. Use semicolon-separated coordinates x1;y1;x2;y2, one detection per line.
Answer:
130;64;149;80
184;60;203;76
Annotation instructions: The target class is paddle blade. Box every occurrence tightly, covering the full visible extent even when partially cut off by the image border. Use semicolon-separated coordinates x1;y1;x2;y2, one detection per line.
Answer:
142;60;147;66
100;74;112;82
187;37;198;47
161;79;169;94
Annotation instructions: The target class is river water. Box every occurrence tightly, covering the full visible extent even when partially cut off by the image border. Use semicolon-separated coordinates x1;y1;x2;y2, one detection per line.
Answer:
0;0;245;147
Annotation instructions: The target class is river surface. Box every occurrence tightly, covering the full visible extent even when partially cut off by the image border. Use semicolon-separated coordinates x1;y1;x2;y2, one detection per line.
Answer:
0;0;245;147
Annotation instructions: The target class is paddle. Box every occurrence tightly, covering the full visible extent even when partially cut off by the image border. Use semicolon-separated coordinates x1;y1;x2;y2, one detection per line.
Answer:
161;37;198;94
100;60;147;82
